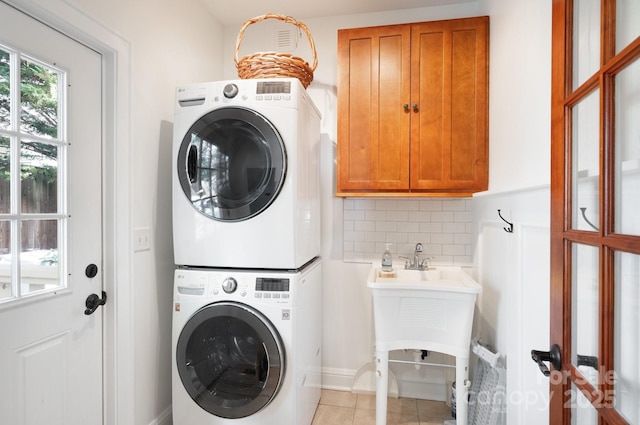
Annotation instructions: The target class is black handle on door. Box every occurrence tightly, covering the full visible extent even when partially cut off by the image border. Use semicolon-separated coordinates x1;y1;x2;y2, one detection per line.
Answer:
577;354;598;370
531;344;562;377
84;291;107;315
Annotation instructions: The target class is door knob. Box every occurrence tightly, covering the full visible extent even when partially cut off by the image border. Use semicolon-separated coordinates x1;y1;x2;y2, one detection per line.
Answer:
412;103;419;112
84;291;107;315
531;344;562;377
85;263;98;278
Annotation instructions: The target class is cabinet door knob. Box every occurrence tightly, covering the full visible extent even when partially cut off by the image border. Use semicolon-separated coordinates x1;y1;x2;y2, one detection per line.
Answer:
403;103;409;111
413;103;419;112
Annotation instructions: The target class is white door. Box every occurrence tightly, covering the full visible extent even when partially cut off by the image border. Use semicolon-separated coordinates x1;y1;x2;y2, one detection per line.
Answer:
0;2;103;425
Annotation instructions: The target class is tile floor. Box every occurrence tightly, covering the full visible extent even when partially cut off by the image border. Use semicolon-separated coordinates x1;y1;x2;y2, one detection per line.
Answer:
312;389;454;425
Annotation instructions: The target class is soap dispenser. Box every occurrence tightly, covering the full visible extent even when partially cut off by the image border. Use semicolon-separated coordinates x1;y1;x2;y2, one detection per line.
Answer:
381;243;393;272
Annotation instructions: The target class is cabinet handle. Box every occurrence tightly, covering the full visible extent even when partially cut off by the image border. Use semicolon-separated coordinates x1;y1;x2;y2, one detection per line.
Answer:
413;104;419;112
403;104;409;111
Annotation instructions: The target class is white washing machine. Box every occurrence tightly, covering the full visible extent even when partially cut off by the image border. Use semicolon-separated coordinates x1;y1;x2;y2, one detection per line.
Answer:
171;258;322;425
172;78;321;269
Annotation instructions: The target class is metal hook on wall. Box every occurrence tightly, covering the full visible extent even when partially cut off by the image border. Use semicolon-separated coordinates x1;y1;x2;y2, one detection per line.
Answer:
579;207;599;231
497;209;514;233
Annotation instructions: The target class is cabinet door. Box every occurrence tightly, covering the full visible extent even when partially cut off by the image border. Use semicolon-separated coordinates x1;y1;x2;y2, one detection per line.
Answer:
337;25;411;192
410;17;489;192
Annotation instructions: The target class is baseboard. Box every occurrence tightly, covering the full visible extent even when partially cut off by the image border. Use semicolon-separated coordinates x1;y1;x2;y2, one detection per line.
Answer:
149;406;172;425
321;366;445;401
320;367;356;392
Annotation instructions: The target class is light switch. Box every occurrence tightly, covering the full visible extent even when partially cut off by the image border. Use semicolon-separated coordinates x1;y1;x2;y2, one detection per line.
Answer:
134;227;151;252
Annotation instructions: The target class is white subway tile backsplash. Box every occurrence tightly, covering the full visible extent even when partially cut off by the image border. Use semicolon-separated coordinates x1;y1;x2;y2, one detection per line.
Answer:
375;221;398;232
420;200;443;211
354;199;377;210
397;222;420;233
454;211;473;222
386;210;409;221
343;197;473;266
364;210;386;221
344;209;365;220
354;221;376;232
408;211;431;222
443;222;467;234
430;211;454;222
376;199;399;210
431;233;454;244
443;199;467;210
397;200;420;210
419;222;443;233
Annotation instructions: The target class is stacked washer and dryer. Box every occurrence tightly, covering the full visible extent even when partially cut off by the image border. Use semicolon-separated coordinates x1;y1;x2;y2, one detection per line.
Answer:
171;78;322;425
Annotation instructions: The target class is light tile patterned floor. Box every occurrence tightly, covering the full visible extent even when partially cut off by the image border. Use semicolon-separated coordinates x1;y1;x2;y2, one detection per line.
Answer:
312;389;454;425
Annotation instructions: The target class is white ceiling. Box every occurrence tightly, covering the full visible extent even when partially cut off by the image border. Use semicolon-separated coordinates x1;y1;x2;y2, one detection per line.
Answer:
203;0;476;26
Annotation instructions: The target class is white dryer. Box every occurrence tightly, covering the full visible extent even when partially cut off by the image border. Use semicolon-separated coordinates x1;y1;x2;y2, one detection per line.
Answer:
172;78;321;269
171;259;322;425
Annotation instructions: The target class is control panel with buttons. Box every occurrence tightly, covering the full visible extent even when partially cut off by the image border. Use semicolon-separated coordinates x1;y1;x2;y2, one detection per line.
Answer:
174;269;293;306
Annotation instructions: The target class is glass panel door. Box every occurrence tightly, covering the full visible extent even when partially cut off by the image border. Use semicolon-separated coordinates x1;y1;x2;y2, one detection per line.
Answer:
550;0;640;423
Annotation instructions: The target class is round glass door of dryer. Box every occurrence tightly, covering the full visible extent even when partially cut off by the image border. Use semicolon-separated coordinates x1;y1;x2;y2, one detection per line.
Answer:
177;107;286;221
176;301;285;419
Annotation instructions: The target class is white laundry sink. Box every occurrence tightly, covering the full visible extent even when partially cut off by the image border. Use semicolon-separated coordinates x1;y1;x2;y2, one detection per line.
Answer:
367;265;481;359
367;265;482;425
369;266;481;294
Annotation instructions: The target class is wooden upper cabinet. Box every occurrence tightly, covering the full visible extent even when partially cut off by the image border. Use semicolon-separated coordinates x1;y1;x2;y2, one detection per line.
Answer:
337;16;489;197
337;24;411;191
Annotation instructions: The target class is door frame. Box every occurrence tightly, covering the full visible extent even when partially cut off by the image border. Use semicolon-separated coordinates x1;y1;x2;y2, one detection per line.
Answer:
2;1;134;424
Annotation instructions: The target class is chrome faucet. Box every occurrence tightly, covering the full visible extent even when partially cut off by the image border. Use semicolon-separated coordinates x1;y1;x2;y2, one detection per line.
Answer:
401;243;431;270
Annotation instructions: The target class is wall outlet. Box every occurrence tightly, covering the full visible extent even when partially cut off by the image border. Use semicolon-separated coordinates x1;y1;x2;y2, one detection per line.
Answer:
134;227;151;252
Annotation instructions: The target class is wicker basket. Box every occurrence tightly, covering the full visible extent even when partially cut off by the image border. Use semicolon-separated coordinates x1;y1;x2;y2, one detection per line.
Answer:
235;13;318;88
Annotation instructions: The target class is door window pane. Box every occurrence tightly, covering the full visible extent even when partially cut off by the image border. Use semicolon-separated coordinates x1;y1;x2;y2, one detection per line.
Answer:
20;140;58;214
573;0;600;89
0;135;9;213
20;57;59;139
20;219;60;296
0;220;10;301
570;382;598;425
614;251;640;423
614;57;640;236
0;45;66;305
0;48;10;130
572;243;599;388
572;89;600;231
616;0;640;54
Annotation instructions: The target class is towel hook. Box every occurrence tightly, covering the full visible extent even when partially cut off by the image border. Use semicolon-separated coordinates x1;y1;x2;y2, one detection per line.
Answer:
497;209;514;233
579;207;599;231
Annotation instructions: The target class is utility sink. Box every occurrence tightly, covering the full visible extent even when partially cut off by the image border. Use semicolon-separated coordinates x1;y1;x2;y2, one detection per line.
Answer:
369;266;482;294
367;266;481;357
367;265;482;425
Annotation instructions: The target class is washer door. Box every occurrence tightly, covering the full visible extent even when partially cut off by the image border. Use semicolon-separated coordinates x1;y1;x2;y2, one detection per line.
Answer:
176;301;285;419
177;107;286;221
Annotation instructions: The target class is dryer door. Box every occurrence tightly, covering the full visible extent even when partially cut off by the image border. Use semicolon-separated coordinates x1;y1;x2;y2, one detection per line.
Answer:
177;107;286;221
176;301;285;419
